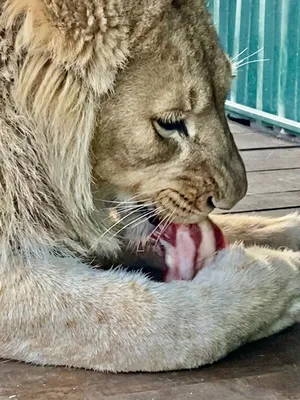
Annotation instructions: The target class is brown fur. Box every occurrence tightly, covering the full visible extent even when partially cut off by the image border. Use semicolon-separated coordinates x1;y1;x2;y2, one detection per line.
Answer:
0;0;299;372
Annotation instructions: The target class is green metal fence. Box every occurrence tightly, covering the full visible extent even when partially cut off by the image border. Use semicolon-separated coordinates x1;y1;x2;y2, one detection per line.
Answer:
207;0;300;135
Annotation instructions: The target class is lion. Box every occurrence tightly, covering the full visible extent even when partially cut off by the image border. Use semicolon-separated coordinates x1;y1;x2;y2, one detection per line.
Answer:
0;0;299;373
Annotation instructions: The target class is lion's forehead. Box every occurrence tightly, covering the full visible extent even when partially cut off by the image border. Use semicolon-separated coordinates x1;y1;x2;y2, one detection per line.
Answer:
131;0;231;99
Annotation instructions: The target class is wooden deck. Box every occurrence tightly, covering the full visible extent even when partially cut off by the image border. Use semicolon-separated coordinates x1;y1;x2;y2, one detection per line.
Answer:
1;122;300;400
227;122;300;218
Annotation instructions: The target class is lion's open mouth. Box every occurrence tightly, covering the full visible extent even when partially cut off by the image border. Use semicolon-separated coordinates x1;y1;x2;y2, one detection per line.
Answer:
109;202;228;282
142;207;228;282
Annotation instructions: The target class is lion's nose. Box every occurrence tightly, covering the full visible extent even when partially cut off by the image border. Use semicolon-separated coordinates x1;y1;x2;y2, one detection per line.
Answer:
212;155;248;210
212;177;247;210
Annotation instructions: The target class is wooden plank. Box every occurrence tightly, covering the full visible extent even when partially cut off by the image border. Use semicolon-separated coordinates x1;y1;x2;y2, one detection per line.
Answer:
216;208;300;218
237;208;300;217
246;169;300;195
229;122;299;150
104;370;300;400
1;324;300;400
241;148;300;171
216;191;300;213
233;131;294;150
229;122;253;134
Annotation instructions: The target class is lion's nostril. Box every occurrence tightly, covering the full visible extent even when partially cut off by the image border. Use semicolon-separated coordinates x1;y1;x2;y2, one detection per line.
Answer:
207;196;215;210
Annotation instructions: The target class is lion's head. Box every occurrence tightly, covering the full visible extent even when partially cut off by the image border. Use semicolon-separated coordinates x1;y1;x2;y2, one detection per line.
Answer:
91;0;247;227
1;0;247;257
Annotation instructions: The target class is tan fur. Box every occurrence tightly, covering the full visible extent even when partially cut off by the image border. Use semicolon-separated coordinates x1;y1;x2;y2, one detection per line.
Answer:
0;0;300;372
211;213;300;251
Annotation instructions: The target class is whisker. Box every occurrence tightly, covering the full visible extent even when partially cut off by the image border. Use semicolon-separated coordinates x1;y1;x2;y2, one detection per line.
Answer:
136;240;144;253
95;197;153;206
100;203;153;238
132;205;165;231
230;47;248;62
101;202;154;214
111;210;158;239
132;212;165;242
124;205;165;250
129;205;164;230
153;210;176;247
236;58;269;70
234;47;264;66
115;190;158;203
117;203;154;214
114;202;153;213
147;214;168;242
99;199;148;205
151;215;171;246
94;188;158;206
99;203;155;227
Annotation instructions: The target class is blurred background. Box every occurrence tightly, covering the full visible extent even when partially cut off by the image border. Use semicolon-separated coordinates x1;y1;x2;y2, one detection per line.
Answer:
207;0;300;137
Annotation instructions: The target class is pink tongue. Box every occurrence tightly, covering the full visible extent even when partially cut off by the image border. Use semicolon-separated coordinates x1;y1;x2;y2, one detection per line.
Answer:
150;219;228;282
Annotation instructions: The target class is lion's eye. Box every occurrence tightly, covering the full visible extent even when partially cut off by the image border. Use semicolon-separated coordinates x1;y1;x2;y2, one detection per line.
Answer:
153;119;188;138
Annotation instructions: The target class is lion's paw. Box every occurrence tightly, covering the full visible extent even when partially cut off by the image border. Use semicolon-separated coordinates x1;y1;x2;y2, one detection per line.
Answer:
276;213;300;251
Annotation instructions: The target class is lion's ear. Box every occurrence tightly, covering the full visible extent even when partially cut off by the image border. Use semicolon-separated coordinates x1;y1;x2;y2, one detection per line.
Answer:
4;0;129;95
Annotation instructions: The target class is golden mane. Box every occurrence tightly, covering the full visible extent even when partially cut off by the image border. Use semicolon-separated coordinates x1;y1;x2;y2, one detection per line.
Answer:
0;0;174;260
2;0;129;213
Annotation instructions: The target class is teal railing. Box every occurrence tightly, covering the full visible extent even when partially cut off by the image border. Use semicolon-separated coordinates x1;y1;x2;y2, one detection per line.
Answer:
207;0;300;135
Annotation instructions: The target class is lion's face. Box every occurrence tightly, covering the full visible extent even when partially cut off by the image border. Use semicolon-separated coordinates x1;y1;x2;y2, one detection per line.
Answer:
2;0;247;253
92;1;247;224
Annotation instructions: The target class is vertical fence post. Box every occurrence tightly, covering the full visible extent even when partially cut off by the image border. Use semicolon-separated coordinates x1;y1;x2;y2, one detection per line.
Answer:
207;0;300;135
